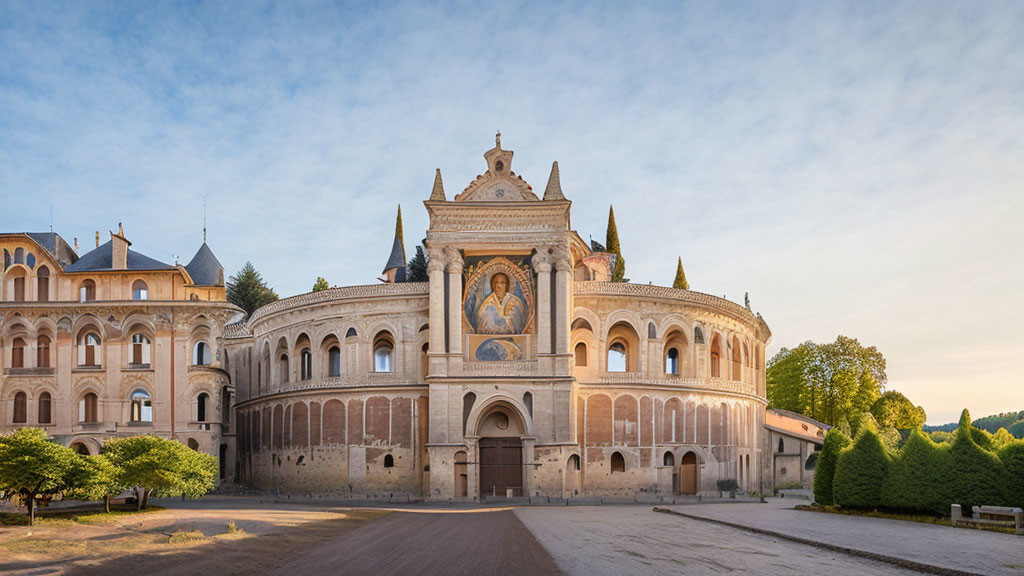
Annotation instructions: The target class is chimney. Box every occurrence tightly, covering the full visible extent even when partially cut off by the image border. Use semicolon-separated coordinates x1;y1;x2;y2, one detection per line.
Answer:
95;231;99;248
74;237;79;253
110;223;131;270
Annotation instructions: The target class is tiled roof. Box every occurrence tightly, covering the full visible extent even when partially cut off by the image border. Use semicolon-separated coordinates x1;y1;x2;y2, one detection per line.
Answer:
185;243;224;286
65;240;174;272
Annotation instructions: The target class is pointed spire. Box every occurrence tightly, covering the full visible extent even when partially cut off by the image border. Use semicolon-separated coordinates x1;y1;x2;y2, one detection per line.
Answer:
429;168;446;201
543;161;564;200
383;204;407;275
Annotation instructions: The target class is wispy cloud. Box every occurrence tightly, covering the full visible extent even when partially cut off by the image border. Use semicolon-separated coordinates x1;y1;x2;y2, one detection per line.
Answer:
1;1;1021;424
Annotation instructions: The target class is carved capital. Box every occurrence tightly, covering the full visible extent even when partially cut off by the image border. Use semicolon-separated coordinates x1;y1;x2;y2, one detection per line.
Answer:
531;251;552;274
444;246;464;273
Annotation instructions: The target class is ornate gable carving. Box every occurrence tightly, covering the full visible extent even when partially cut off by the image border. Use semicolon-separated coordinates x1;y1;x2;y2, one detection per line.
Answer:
453;133;539;202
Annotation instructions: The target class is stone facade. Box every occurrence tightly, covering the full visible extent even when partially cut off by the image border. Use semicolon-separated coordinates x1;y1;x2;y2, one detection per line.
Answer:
764;408;827;492
231;137;773;500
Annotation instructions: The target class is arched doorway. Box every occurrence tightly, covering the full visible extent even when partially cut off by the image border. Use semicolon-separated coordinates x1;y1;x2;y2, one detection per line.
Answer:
679;451;699;495
565;454;581;498
476;404;525;499
70;442;91;456
454;450;468;498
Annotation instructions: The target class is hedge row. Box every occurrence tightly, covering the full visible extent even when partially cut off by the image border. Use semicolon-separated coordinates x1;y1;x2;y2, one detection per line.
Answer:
815;409;1024;514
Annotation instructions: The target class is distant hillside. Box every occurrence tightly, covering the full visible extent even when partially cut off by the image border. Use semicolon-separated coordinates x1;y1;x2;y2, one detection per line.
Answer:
924;410;1024;438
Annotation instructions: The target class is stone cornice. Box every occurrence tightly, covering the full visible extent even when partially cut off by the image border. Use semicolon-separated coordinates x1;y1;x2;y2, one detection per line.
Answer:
424;201;571;235
247;283;430;327
573;282;771;339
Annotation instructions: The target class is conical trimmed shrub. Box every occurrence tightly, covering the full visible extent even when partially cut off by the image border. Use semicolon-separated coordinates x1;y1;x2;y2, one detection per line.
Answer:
949;410;1006;511
881;429;951;514
814;427;851;506
834;427;890;509
997;440;1024;508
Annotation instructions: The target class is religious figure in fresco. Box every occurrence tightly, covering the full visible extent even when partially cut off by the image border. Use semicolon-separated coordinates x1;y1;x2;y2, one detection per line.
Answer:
475;272;527;334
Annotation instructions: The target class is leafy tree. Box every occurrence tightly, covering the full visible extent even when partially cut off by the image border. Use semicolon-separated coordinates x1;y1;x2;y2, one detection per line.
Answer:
606;206;626;282
104;436;216;510
833;427;891;509
1009;421;1024;439
970;427;995;451
227;262;279;318
871;391;926;430
813;427;851;506
948;410;1006;511
408;244;429;282
998;441;1024;507
312;277;329;292
928;430;953;444
972;411;1024;434
672;257;689;290
66;454;121;513
767;336;887;427
991;428;1016;451
0;428;79;525
881;429;951;514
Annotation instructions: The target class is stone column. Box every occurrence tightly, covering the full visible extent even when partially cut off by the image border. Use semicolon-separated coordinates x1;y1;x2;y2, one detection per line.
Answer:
532;251;552;356
445;247;463;357
427;247;446;376
553;249;572;357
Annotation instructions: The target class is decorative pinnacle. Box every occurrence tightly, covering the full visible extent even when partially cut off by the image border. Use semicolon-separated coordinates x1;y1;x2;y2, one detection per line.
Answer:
429;168;446;201
543;161;564;200
496;130;501;148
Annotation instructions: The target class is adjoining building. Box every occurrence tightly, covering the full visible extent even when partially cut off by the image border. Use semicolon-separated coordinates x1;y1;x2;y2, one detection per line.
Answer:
0;226;240;481
764;408;828;493
226;136;773;500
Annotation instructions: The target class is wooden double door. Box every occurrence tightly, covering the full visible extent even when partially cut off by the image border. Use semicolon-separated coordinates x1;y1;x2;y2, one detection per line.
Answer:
479;437;523;498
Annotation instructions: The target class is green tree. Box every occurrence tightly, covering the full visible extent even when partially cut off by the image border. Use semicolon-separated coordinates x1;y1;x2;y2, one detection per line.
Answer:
606;206;626;282
227;262;279;318
998;441;1024;507
871;390;926;430
991;428;1016;451
312;277;329;292
766;336;887;427
881;429;951;514
672;257;689;290
833;427;891;509
408;244;429;282
66;454;122;513
0;428;80;525
813;427;851;506
104;436;216;510
948;410;1006;511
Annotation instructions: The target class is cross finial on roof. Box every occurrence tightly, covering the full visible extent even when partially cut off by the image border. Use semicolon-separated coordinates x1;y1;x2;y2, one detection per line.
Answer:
496;130;501;148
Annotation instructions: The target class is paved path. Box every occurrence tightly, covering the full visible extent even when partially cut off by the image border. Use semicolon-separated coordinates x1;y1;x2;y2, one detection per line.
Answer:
271;509;562;576
514;505;925;575
661;499;1024;576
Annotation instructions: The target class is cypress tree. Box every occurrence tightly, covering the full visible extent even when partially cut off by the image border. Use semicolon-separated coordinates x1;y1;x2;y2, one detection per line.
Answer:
949;409;1006;511
998;441;1024;507
606;206;626;282
881;429;951;514
407;244;429;282
395;205;405;255
814;427;851;506
227;262;279;318
672;257;689;290
834;427;890;509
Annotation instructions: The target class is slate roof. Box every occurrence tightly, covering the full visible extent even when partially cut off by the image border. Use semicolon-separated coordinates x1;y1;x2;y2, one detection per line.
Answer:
65;240;175;272
383;234;407;273
6;232;79;267
185;243;224;286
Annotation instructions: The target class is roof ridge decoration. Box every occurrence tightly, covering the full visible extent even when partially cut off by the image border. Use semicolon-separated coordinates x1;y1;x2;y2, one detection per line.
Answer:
453;133;539;202
543;161;565;200
429;169;446;201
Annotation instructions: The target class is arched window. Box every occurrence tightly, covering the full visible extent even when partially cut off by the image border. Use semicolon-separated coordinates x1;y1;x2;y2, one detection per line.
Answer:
132;279;149;300
523;391;533;418
14;247;24;264
130;389;152;422
610;451;625;473
11;337;25;368
778;437;785;453
568;454;581;470
663;451;675;466
574;342;588;366
607;342;627;372
462;392;476;436
300;348;312;380
38;391;52;424
198;392;209;422
665;347;679;375
373;333;393;373
79;332;101;367
694;326;705;344
220;387;231;424
79;393;98;423
805;453;818;470
36;266;49;302
732;337;742;380
12;272;26;301
79;279;96;302
345;327;358;339
193;341;210;366
710;335;722;378
37;335;51;368
131;333;150;366
13;391;27;423
384;454;395;468
278;353;289;383
328;346;341;377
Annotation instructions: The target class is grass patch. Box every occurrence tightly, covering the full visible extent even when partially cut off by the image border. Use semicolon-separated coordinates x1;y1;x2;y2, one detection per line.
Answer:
796;504;1018;534
168;529;208;544
0;505;163;526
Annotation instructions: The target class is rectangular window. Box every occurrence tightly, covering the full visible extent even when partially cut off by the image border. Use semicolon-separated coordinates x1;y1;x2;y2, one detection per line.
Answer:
13;277;25;301
37;277;49;302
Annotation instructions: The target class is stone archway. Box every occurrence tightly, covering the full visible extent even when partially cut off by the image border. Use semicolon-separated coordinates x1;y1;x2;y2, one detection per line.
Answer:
475;403;526;499
680;451;699;495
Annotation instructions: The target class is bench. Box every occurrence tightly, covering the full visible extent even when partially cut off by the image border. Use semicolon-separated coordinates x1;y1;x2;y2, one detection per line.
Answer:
951;504;1023;535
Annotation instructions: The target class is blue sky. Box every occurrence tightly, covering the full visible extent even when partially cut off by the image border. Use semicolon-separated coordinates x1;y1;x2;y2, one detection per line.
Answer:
2;2;1021;424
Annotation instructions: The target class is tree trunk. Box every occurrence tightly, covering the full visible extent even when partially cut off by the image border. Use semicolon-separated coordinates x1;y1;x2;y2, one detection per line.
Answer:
27;494;35;526
135;487;143;511
104;495;110;514
143;489;151;509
